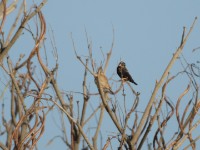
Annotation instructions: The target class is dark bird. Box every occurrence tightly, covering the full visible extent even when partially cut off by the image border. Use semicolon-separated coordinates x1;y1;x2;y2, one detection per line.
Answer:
117;61;138;85
95;67;114;94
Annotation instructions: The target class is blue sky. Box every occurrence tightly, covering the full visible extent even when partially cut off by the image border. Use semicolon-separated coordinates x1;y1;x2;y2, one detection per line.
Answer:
1;0;200;149
42;1;200;149
42;0;200;91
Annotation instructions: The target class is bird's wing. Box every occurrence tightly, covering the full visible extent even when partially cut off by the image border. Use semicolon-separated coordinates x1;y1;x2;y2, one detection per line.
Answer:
123;66;129;72
124;71;133;81
99;74;110;89
99;73;114;94
122;67;135;82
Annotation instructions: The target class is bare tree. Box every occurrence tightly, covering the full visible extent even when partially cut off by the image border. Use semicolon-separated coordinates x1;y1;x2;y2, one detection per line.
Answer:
0;1;200;150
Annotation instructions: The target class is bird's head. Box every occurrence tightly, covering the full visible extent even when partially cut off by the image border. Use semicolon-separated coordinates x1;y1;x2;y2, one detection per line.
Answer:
97;66;104;74
118;61;126;68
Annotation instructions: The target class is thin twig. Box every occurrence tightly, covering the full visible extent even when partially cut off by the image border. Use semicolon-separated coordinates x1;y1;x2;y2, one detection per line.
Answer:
130;17;197;148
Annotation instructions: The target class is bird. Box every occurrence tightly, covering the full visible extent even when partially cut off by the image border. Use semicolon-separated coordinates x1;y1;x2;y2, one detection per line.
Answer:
117;61;138;85
95;67;114;94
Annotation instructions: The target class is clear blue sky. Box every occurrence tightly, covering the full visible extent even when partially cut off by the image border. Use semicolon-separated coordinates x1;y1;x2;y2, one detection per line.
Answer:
2;0;200;149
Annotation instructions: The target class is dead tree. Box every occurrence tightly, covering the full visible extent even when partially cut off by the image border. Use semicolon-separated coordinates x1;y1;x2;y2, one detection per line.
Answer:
0;1;199;150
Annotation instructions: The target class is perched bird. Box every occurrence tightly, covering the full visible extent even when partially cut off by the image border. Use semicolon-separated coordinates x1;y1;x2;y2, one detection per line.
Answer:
95;67;114;94
117;61;138;85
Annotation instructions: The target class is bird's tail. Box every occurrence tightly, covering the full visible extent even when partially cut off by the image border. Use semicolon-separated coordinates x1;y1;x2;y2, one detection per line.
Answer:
132;80;138;85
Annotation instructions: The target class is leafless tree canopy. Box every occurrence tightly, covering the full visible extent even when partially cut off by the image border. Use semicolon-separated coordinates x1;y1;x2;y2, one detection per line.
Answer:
0;1;200;150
